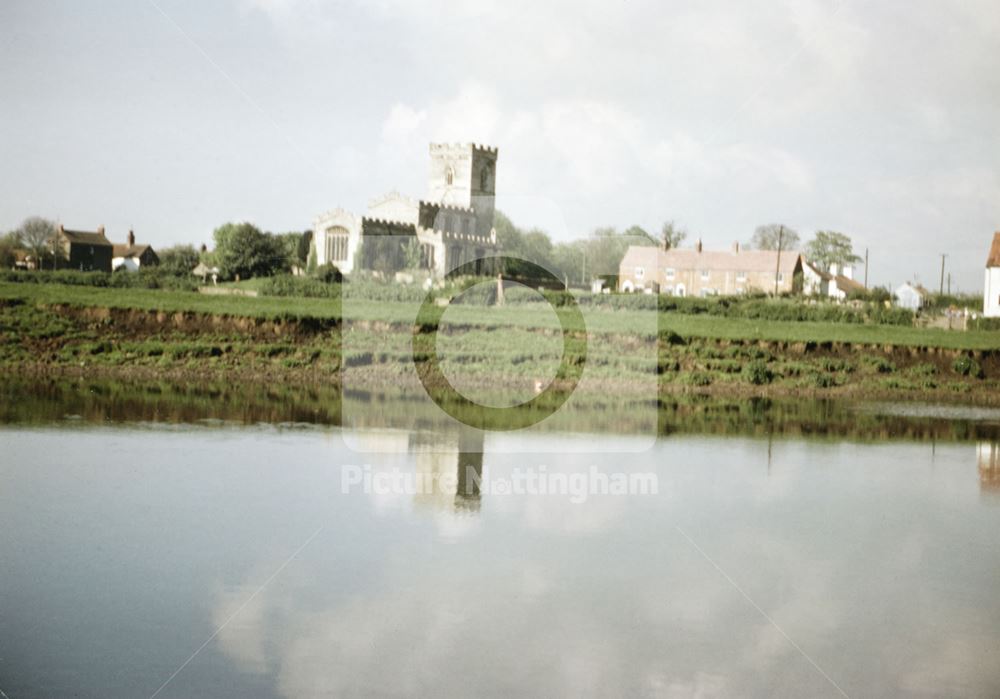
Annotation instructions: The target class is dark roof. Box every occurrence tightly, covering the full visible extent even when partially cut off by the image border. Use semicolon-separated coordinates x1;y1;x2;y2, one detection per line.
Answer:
61;229;111;246
112;243;153;258
988;232;1000;268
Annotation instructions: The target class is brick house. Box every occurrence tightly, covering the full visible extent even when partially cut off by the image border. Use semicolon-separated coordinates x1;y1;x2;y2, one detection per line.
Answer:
57;225;113;272
618;241;803;296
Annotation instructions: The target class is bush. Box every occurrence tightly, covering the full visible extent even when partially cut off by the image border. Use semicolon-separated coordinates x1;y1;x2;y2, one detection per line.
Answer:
743;360;774;385
969;317;1000;331
314;264;343;284
681;371;713;386
863;356;895;374
257;274;341;299
952;356;983;378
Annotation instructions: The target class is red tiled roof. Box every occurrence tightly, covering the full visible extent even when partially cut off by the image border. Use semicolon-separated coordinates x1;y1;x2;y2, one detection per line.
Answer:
987;232;1000;268
112;243;152;258
621;245;802;275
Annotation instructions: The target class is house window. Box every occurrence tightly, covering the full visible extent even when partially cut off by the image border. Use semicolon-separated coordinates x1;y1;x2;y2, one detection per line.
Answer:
736;270;747;281
635;266;645;279
776;273;784;283
700;269;710;281
665;268;675;279
325;226;350;262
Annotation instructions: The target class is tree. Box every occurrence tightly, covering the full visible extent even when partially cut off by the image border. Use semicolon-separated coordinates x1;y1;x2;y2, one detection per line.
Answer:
622;225;657;244
158;245;201;276
212;222;289;280
805;231;862;271
0;231;23;269
297;230;313;265
18;217;59;269
748;224;800;251
661;220;688;249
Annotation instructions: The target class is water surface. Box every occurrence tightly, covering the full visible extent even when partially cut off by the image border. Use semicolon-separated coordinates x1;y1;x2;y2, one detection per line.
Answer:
2;383;1000;697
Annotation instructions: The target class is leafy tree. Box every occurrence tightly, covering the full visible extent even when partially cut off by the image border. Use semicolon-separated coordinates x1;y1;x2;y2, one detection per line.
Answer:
622;224;657;244
212;222;289;280
403;238;422;269
0;231;22;269
748;224;800;251
661;220;688;249
18;216;59;269
297;230;313;264
805;230;862;270
158;245;201;276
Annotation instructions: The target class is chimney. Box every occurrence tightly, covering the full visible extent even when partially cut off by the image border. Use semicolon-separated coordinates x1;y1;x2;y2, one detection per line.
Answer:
842;265;853;280
732;241;740;254
829;263;839;277
127;229;135;247
97;225;105;237
696;238;703;253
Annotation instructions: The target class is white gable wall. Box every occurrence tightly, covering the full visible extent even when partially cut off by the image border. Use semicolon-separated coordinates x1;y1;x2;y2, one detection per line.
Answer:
986;267;1000;317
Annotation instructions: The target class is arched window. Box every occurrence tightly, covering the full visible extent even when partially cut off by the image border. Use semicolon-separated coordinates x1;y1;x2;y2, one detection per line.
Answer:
445;166;454;186
480;165;490;191
325;226;350;262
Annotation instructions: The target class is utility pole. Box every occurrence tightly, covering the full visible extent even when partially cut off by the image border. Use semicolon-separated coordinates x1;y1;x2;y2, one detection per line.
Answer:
864;248;869;289
947;272;951;295
773;226;784;296
939;253;947;296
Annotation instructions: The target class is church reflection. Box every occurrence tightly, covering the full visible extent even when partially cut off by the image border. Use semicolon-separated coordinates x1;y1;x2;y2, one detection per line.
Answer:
408;426;485;513
978;442;1000;495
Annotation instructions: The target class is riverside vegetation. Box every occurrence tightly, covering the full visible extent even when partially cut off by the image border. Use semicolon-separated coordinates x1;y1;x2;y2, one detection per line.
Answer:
2;272;1000;404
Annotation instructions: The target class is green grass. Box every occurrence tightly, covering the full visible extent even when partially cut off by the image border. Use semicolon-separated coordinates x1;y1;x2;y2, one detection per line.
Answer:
3;281;1000;350
0;281;340;319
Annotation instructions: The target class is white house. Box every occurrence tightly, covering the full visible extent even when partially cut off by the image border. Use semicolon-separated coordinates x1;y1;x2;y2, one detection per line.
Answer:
985;232;1000;318
802;261;864;300
895;282;928;311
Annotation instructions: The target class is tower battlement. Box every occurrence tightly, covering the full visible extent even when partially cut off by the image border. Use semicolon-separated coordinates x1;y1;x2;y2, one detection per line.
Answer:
427;142;497;236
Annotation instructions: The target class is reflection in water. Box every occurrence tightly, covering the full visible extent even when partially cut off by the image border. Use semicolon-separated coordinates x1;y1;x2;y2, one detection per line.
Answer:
4;424;1000;696
408;427;485;512
979;442;1000;494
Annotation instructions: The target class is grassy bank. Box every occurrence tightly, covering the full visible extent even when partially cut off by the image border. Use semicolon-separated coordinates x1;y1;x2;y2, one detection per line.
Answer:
2;281;1000;403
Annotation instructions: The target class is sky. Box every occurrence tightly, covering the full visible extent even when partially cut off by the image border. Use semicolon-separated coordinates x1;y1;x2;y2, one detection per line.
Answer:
1;0;998;291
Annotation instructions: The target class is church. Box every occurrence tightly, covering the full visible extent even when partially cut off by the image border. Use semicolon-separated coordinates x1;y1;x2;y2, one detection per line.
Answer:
312;143;500;276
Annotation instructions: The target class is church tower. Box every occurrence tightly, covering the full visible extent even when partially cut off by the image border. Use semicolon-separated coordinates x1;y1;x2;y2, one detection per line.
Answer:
428;143;497;236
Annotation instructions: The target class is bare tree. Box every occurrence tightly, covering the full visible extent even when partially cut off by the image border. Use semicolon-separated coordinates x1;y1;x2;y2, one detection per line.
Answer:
661;220;688;249
748;223;800;251
18;217;59;269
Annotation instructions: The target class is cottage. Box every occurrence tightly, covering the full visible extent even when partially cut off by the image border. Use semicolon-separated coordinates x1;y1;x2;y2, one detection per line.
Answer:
313;143;500;277
112;230;158;272
895;282;928;311
985;232;1000;318
57;225;113;273
618;241;803;296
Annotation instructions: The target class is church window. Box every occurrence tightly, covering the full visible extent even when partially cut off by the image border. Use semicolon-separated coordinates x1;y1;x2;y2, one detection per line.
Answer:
446;167;454;186
325;226;350;262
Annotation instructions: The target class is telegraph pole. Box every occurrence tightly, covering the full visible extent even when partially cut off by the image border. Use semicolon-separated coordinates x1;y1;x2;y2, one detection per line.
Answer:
864;248;869;289
939;253;947;296
773;226;784;296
